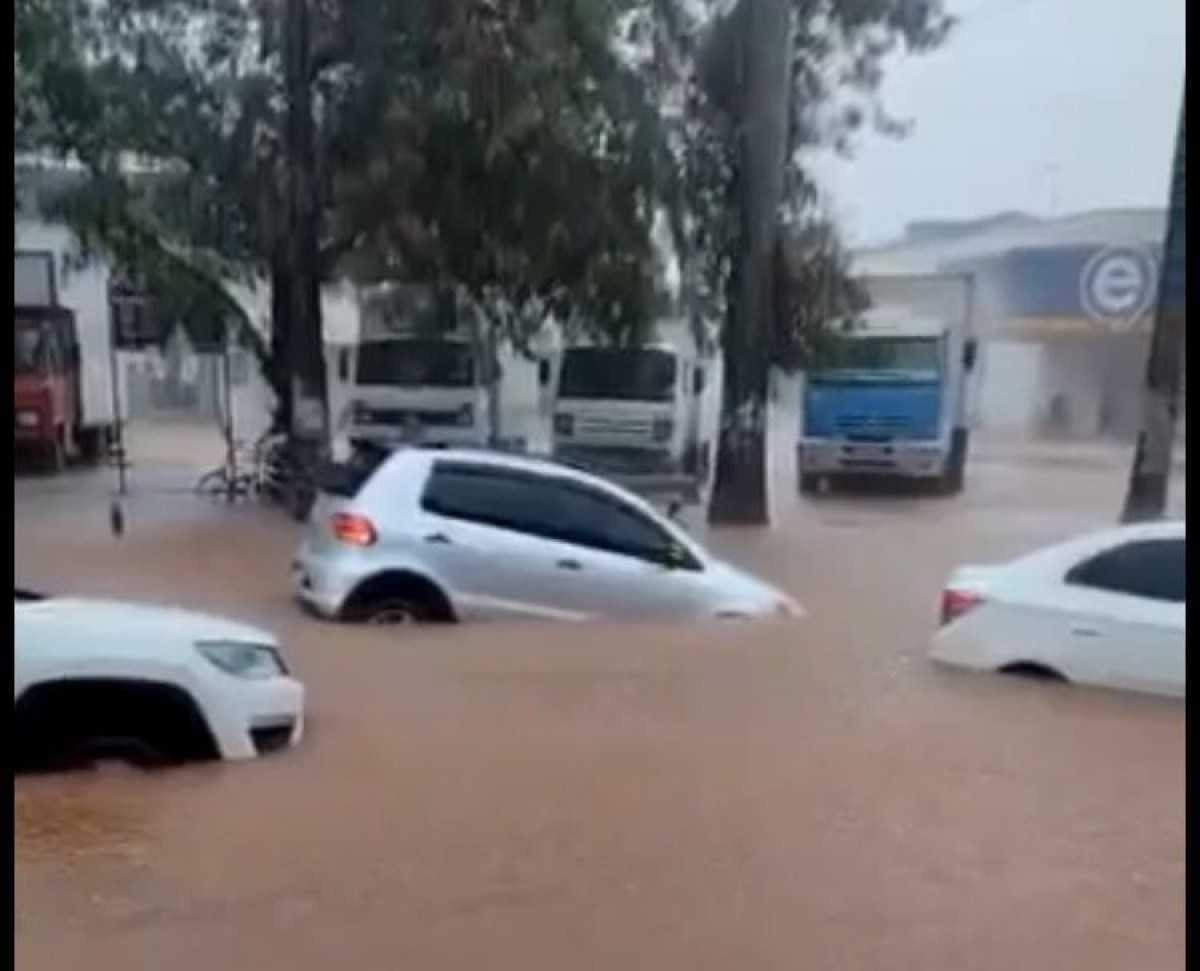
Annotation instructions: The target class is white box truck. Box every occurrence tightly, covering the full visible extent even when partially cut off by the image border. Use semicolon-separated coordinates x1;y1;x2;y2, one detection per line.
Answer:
333;283;499;451
544;319;721;502
14;221;117;472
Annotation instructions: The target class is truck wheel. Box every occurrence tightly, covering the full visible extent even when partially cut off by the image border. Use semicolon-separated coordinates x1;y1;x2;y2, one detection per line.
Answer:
77;428;103;464
798;472;820;495
43;432;66;476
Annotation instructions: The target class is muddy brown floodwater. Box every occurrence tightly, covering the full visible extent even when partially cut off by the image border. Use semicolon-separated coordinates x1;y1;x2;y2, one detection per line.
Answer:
14;428;1185;971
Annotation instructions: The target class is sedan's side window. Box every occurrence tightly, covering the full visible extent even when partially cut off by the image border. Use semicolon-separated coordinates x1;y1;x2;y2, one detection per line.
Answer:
1065;539;1185;604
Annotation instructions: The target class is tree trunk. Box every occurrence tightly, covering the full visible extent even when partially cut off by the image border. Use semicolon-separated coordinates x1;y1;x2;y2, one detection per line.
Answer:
485;325;502;447
1122;89;1185;523
707;0;794;526
267;247;292;434
284;0;328;453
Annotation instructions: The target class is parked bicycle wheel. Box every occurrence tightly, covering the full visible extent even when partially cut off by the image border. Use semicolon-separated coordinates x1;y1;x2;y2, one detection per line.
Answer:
195;467;253;501
194;468;231;498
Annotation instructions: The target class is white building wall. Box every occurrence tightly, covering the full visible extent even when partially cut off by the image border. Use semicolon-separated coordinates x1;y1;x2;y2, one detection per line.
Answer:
976;341;1043;434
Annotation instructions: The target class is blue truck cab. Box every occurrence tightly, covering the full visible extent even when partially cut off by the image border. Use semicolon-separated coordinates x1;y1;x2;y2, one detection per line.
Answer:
798;292;978;494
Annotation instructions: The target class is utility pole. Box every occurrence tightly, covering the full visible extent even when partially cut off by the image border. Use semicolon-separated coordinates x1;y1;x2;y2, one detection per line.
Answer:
707;0;795;525
1121;86;1186;523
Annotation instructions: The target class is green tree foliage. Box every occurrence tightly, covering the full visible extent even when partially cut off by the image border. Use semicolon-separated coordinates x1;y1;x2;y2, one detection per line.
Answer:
335;1;671;352
18;0;683;439
675;0;955;522
691;0;955;358
773;217;868;371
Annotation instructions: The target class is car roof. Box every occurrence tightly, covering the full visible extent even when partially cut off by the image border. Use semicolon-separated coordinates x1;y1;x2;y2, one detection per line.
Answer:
386;446;642;494
375;447;691;533
1013;518;1185;574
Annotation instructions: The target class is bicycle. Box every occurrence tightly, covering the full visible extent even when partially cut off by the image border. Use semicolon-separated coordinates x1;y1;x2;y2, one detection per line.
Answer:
194;432;285;503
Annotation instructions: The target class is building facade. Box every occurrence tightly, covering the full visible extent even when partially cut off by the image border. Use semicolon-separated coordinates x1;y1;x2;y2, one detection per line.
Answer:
852;209;1171;440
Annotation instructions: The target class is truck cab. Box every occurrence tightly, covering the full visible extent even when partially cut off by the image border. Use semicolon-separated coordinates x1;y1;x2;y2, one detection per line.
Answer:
548;340;712;483
14;306;81;471
338;284;492;451
798;307;977;493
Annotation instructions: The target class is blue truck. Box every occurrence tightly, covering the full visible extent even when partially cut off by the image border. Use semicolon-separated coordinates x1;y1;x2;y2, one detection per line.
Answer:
797;273;979;495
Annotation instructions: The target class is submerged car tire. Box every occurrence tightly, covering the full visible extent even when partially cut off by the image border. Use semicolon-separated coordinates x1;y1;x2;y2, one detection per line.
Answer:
361;598;433;626
998;661;1067;682
343;572;456;626
14;679;219;772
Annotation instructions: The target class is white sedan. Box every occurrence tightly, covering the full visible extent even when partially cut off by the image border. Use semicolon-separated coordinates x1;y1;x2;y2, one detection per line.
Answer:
15;589;305;769
930;520;1185;698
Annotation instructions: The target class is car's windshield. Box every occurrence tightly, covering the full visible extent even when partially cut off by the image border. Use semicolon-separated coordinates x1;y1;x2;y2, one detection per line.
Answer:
559;348;677;402
355;339;475;388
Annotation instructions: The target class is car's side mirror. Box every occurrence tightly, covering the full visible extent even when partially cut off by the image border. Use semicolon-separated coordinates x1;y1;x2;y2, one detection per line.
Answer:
537;359;550;387
692;368;705;395
963;339;978;371
660;542;692;570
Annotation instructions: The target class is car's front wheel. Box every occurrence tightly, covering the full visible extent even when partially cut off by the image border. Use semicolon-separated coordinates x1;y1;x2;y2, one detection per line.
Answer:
14;680;219;772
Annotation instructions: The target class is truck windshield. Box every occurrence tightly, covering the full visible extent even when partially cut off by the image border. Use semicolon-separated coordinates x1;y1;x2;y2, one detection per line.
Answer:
359;285;445;334
817;336;942;376
559;348;677;402
355;339;475;388
14;323;50;374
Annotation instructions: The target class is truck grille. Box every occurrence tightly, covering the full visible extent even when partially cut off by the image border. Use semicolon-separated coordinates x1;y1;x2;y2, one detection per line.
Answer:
576;415;653;439
835;414;910;439
556;445;673;475
363;408;462;427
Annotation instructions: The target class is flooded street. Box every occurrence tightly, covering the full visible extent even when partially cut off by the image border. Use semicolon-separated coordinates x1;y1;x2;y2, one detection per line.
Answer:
14;422;1185;971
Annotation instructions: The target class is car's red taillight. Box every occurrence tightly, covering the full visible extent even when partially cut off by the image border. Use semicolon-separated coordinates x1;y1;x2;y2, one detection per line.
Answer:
940;588;984;627
331;512;377;547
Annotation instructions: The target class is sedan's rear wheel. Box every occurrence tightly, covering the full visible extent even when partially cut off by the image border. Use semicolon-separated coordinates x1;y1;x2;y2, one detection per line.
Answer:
998;661;1067;682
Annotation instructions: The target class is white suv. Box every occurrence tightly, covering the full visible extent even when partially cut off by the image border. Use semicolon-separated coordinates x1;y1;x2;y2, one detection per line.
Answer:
292;449;802;625
15;590;305;768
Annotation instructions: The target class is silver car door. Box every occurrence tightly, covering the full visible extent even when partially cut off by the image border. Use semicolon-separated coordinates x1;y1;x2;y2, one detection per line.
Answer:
529;480;714;619
415;461;584;621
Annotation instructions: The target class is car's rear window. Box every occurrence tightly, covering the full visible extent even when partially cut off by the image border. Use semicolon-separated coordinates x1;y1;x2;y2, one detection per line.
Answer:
316;459;380;499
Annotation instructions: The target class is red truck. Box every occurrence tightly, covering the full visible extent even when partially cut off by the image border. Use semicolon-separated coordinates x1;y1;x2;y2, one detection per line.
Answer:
14;244;116;473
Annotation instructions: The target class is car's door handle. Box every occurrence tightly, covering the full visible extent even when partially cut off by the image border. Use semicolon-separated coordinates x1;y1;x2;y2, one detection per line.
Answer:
424;532;453;545
1070;624;1102;638
556;558;583;571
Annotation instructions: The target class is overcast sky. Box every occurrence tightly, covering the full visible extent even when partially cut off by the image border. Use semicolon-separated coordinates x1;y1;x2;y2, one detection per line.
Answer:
809;0;1186;247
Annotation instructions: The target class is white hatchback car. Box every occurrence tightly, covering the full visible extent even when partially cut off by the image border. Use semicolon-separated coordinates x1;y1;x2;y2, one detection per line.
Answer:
292;449;803;624
930;520;1185;698
15;589;306;768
